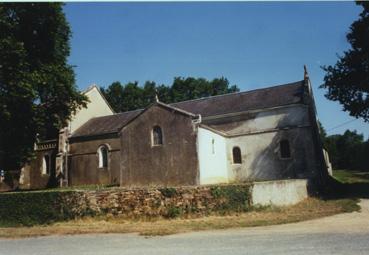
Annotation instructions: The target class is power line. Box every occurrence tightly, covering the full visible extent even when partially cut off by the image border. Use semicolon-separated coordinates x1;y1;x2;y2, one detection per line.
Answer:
327;118;359;132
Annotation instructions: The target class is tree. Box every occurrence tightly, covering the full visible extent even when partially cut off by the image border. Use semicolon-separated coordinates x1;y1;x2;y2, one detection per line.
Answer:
100;82;125;112
324;129;369;171
0;3;87;171
170;77;238;103
321;1;369;122
101;77;240;112
121;82;144;112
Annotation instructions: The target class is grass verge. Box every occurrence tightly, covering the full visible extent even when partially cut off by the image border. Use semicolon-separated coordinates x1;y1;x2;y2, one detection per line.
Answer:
333;170;369;184
0;197;359;238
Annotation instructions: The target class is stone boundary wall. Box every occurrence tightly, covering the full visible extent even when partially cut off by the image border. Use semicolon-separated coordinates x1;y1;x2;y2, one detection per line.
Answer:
0;180;309;226
0;184;252;226
58;179;309;217
65;184;252;218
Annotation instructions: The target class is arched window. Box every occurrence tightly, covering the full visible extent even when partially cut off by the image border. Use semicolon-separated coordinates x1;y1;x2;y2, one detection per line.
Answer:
98;145;108;168
42;155;50;175
280;139;291;159
152;126;163;146
232;147;242;164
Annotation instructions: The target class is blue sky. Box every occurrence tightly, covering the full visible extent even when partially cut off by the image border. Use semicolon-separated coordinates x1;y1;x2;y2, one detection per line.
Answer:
64;2;368;139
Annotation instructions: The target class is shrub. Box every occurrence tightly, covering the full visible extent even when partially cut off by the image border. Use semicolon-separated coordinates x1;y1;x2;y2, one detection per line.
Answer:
0;190;86;227
210;185;252;212
159;187;177;198
165;206;182;218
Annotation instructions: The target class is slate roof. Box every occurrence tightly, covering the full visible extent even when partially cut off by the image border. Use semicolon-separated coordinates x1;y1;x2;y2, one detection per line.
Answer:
171;80;304;117
71;109;142;138
71;80;305;138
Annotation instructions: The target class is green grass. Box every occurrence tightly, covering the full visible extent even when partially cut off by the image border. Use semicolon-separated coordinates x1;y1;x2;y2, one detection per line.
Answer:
327;169;369;199
333;170;369;184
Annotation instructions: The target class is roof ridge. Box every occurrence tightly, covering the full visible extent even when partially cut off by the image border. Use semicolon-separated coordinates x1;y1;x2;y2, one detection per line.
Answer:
91;108;144;120
170;80;304;106
112;108;143;116
156;101;196;117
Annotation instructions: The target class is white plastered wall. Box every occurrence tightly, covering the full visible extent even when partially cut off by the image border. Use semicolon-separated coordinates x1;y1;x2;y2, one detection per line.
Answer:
197;127;229;185
198;105;317;184
69;86;114;134
223;106;316;182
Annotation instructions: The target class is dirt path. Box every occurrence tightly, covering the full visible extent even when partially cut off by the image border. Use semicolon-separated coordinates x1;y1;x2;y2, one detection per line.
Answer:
235;198;369;235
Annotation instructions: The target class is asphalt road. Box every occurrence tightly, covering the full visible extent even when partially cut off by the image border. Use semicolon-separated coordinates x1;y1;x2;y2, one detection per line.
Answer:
1;200;369;255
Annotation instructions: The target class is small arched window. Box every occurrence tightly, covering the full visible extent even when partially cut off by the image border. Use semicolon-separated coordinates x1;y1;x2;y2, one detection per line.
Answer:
42;155;50;175
98;145;108;168
152;126;163;146
232;147;242;164
280;139;291;159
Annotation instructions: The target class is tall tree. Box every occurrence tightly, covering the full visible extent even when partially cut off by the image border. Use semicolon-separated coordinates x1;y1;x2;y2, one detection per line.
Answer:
101;77;240;112
100;82;125;112
121;81;144;112
321;1;369;122
170;77;238;102
324;130;369;171
0;3;87;170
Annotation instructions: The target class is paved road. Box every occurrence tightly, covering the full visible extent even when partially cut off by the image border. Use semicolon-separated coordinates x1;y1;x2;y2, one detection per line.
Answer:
1;200;369;255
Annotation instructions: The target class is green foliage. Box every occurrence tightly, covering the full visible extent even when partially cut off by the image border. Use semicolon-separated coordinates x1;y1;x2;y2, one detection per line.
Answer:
165;206;182;219
0;3;87;170
101;77;239;112
323;129;369;171
159;187;177;198
0;191;83;227
333;169;369;184
210;185;251;212
321;2;369;122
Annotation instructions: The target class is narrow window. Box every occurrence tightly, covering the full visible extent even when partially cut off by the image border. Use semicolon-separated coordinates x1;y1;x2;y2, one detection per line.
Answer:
280;140;291;159
98;146;108;168
232;147;242;164
152;126;163;146
211;138;215;154
42;155;50;175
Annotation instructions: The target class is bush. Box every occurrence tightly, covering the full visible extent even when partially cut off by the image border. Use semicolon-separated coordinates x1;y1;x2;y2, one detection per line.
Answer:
165;206;182;218
159;187;177;198
0;190;84;227
210;185;251;212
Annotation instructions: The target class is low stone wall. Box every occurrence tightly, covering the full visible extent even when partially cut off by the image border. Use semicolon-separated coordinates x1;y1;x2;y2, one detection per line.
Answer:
74;184;252;218
0;180;309;226
251;179;308;206
0;184;252;226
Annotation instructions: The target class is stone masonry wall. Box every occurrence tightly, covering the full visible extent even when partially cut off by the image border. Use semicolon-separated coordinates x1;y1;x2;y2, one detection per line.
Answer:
0;180;310;226
59;184;252;219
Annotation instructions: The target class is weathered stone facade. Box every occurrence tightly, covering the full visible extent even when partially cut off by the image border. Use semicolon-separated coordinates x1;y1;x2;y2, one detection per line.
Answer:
19;86;115;190
68;135;121;186
120;104;200;187
19;140;58;189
